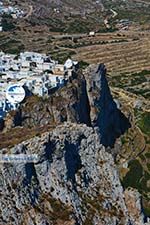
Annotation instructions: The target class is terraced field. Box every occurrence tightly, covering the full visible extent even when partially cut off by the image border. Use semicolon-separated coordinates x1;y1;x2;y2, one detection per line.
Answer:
74;31;150;75
1;28;149;85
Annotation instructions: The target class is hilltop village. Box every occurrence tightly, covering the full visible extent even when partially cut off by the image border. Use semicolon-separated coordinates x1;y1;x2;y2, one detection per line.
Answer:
0;1;24;31
0;51;78;119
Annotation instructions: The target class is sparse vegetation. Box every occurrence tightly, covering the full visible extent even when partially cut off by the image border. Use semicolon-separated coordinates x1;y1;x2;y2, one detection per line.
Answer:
122;160;143;190
0;39;25;54
1;14;16;32
137;112;150;135
0;125;56;149
0;0;150;222
122;159;150;216
79;61;89;69
108;70;150;98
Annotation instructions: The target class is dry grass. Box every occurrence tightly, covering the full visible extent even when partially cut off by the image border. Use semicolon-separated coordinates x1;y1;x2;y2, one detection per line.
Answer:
0;125;55;149
74;31;150;75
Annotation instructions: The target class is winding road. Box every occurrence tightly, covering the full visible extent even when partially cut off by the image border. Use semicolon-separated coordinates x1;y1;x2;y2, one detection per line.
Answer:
24;5;33;19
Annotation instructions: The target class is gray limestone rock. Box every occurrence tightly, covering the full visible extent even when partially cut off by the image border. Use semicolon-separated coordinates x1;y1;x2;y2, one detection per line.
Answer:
85;64;131;147
0;123;145;225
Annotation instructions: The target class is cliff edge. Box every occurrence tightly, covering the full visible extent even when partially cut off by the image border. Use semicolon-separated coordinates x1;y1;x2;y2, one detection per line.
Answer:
0;123;145;225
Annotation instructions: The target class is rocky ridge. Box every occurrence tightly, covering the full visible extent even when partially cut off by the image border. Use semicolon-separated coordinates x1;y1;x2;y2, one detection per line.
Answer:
0;123;146;225
2;64;130;149
85;64;131;147
0;64;148;225
3;71;91;131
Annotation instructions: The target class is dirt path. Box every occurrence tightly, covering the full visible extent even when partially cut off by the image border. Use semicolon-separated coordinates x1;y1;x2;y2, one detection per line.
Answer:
24;5;33;19
104;8;118;29
134;0;150;5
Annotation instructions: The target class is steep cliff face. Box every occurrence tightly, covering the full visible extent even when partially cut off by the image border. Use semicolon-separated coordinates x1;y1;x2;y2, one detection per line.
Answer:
0;64;147;224
85;64;131;147
4;71;91;130
20;72;90;126
3;64;130;149
0;124;145;225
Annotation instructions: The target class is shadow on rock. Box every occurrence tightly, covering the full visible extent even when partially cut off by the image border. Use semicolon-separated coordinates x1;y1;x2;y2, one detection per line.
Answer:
64;139;82;185
92;64;131;148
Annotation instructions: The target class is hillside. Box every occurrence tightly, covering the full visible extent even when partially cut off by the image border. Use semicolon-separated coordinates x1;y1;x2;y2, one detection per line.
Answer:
0;64;150;224
0;0;150;223
1;64;150;222
1;0;150;80
6;0;150;32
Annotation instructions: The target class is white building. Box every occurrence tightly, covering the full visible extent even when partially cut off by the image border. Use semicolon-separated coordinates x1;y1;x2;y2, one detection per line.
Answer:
0;51;79;118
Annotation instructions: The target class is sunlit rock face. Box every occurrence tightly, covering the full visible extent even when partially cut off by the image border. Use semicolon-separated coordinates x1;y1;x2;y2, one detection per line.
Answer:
0;123;144;225
0;62;146;225
3;64;130;149
2;71;91;131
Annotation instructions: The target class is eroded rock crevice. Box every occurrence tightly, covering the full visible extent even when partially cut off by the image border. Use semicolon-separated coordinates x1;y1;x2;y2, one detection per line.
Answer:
0;124;144;225
85;64;131;147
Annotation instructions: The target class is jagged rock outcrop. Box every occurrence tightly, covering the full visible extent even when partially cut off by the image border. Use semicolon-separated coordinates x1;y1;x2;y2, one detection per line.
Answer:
0;63;147;224
3;64;130;149
85;64;131;147
0;123;145;225
3;71;91;130
124;188;145;225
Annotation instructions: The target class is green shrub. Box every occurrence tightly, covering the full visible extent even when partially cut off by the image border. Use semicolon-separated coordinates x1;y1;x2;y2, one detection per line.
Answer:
138;112;150;135
122;160;143;190
1;14;15;32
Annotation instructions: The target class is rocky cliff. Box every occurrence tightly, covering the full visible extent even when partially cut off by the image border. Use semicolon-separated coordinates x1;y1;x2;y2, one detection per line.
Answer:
85;64;131;148
0;64;147;225
0;123;146;225
2;64;130;148
3;71;91;130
